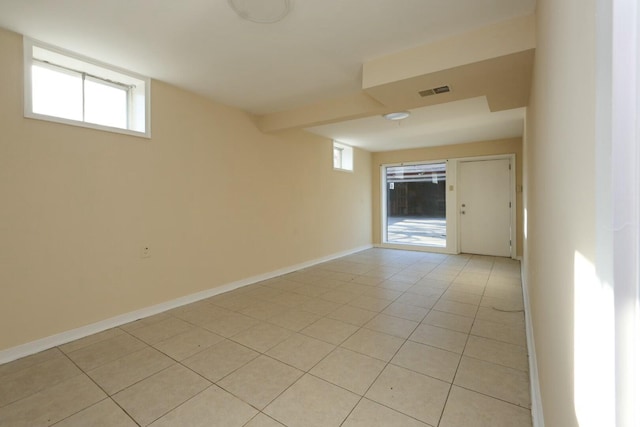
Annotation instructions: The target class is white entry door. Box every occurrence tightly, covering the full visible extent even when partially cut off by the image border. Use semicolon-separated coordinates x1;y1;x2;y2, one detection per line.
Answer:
459;159;512;257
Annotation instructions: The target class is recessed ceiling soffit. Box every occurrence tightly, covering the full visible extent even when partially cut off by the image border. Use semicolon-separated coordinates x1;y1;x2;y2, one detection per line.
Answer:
258;14;535;133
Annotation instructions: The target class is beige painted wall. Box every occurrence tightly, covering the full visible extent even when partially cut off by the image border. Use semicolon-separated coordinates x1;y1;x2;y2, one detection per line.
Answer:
371;138;523;256
362;15;536;89
0;28;372;352
524;0;597;425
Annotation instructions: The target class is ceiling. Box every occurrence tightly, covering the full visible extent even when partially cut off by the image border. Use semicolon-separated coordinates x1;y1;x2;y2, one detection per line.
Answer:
306;97;525;152
0;0;536;151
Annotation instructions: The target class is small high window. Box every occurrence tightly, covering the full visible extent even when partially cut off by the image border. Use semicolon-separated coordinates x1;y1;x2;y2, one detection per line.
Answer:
24;38;150;138
333;141;353;171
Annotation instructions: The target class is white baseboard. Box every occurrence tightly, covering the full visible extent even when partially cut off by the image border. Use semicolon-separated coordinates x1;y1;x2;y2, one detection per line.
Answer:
0;244;373;365
373;243;455;255
521;261;545;426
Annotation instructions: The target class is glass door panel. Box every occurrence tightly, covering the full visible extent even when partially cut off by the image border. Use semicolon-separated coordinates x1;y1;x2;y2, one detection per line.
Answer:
385;162;447;247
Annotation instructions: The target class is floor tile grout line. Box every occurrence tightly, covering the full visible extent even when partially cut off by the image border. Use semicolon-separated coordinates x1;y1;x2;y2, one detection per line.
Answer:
460;338;530;372
70;332;221;421
441;256;530;397
165;336;302;421
248;252;453;426
0;348;64;382
431;254;489;427
0;350;77;410
451;382;533;410
176;264;410;389
173;316;358;417
47;397;142;427
57;329;129;357
434;257;532;424
206;379;270;414
337;396;433;427
60;328;143;366
177;338;260;383
1;249;530;427
56;350;142;427
244;412;283;427
336;252;465;427
336;338;412;425
431;278;468;426
225;336;360;424
460;257;530;371
68;327;158;373
464;329;529;349
226;254;498;424
141;382;218;426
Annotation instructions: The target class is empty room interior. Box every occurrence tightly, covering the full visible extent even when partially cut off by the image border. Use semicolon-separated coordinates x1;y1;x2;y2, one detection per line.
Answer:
0;0;638;426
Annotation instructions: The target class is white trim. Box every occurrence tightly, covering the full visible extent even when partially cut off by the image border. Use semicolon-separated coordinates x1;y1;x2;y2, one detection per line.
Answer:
521;261;545;426
23;37;151;139
380;159;451;251
456;154;517;259
0;244;372;364
510;154;517;259
333;141;354;172
447;160;459;253
24;110;151;140
610;0;640;424
374;242;453;254
381;164;389;243
380;154;517;258
332;168;354;174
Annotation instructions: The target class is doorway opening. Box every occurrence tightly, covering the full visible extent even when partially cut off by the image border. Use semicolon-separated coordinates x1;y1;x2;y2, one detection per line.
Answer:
384;162;447;247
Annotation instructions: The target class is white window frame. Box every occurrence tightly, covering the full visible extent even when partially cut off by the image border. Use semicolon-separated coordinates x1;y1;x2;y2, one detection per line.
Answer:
590;1;640;425
609;0;640;425
380;159;454;254
23;37;151;138
333;141;354;172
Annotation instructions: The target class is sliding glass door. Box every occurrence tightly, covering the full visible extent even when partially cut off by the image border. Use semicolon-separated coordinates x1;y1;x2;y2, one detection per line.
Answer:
383;162;447;247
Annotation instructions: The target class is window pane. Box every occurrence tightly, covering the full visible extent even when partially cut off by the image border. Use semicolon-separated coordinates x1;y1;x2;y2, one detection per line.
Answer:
334;147;343;169
31;64;83;121
333;143;353;171
26;39;150;137
84;78;127;129
385;163;447;247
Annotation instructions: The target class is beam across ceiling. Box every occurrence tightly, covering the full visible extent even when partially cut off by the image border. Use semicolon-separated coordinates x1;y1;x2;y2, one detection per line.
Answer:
257;14;535;133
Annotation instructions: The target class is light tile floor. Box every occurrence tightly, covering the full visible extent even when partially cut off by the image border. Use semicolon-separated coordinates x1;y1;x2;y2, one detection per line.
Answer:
0;248;532;427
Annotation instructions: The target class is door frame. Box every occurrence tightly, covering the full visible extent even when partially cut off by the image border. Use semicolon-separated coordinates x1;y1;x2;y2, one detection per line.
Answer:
379;154;517;258
456;154;517;259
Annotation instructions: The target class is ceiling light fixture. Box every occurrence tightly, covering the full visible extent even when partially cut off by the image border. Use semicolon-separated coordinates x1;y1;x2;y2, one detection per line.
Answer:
382;111;411;121
228;0;291;24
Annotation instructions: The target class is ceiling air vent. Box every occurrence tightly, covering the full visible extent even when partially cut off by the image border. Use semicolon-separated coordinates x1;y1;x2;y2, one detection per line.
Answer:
419;85;451;97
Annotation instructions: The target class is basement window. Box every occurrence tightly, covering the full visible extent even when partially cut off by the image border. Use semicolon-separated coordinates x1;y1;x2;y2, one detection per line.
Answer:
23;38;150;138
333;141;353;171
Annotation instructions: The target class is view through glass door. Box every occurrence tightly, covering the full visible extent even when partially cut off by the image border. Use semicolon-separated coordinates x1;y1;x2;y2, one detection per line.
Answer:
384;162;447;247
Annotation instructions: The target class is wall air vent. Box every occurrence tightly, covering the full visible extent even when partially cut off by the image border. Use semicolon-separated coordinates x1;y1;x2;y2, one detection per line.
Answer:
419;85;451;97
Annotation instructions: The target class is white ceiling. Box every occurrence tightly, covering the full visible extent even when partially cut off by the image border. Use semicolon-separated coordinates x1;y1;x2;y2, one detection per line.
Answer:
306;97;525;152
0;0;535;150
